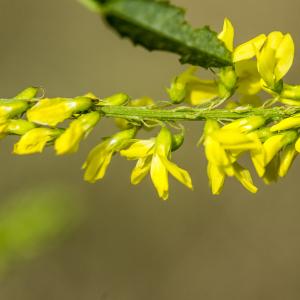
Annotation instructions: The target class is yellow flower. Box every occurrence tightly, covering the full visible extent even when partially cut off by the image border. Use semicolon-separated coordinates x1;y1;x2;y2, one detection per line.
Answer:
278;143;297;177
218;17;234;52
233;34;267;62
271;114;300;132
15;87;39;100
6;120;36;135
218;18;266;62
96;93;129;106
27;97;92;127
257;31;294;88
235;60;262;97
14;128;62;155
0;100;29;122
203;119;258;194
121;127;193;200
83;128;137;183
218;18;267;104
55;112;100;155
167;67;219;105
263;131;297;166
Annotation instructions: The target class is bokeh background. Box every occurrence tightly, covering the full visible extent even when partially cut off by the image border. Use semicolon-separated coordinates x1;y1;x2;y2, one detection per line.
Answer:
1;0;300;299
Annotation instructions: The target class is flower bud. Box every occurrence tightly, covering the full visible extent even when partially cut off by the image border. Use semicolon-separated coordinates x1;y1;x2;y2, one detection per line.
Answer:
0;100;29;121
98;93;129;106
6;120;36;135
263;130;297;165
294;136;300;153
271;114;300;132
155;127;172;157
167;79;186;104
171;132;184;152
15;87;40;100
280;84;300;101
222;116;266;133
83;128;137;183
278;144;297;177
27;97;92;126
55;112;100;155
14;128;62;155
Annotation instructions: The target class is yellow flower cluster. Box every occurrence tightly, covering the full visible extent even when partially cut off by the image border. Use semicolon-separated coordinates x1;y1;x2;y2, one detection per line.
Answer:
2;17;300;199
168;18;296;107
202;116;300;194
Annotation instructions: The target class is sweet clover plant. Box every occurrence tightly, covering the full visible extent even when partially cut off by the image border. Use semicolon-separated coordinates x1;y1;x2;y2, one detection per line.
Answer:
2;0;300;199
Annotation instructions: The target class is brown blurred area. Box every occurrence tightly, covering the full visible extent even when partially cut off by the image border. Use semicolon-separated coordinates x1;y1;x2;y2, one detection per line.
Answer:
1;0;300;299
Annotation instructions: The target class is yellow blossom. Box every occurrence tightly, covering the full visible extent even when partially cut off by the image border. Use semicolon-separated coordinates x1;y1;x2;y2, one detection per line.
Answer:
271;114;300;132
121;127;193;200
98;93;129;106
83;128;137;183
257;31;294;88
263;131;297;165
278;144;297;177
27;97;92;126
218;17;234;52
14;128;62;155
167;67;219;105
55;112;100;155
0;100;29;122
203;119;258;194
233;34;267;62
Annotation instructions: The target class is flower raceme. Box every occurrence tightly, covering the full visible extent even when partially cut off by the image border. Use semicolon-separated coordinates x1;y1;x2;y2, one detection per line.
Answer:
3;16;300;199
120;127;193;200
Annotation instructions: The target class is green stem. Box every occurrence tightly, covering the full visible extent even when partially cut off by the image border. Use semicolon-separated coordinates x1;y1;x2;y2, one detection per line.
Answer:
98;105;300;122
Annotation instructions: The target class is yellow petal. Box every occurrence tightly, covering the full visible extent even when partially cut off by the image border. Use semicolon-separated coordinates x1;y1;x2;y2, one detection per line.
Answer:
212;130;260;150
187;80;219;105
271;115;300;132
250;141;266;177
120;139;155;159
275;34;294;82
235;60;261;96
233;34;266;62
150;154;169;200
14;128;61;155
263;155;280;184
83;143;112;183
0;100;28;121
263;131;297;165
233;163;257;193
131;157;152;185
55;112;100;155
257;46;276;87
218;18;234;52
278;144;297;177
295;137;300;152
161;156;193;190
207;162;226;195
222;116;265;133
155;127;172;157
27;97;92;127
15;87;39;100
204;136;231;166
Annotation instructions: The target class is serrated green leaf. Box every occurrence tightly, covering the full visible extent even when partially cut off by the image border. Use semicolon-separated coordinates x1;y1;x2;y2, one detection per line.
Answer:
81;0;232;68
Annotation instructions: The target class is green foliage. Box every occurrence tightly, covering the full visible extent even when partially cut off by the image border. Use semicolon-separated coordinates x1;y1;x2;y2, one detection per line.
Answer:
81;0;232;68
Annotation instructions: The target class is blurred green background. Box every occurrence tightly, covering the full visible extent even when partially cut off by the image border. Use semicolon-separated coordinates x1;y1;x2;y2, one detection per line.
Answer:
1;0;300;299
